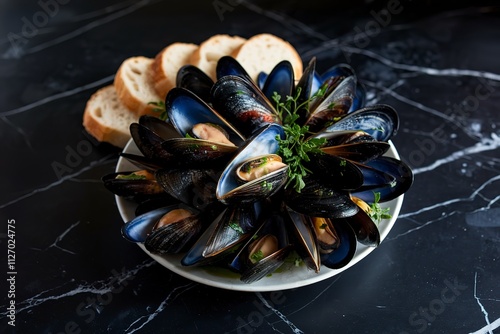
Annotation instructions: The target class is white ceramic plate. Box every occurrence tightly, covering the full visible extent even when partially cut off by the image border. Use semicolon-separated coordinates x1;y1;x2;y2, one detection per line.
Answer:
116;139;403;291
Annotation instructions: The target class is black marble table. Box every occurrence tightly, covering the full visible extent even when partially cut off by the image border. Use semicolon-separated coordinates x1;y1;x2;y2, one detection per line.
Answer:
1;1;499;333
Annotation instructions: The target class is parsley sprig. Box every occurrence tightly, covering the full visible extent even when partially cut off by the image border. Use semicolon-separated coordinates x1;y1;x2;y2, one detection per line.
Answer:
272;88;326;192
368;192;392;225
148;101;167;120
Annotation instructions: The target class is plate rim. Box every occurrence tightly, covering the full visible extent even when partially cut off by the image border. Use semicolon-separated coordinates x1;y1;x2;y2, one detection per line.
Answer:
115;139;403;292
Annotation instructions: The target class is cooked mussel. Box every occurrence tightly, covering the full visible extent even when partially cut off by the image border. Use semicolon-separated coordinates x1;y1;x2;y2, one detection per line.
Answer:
103;170;165;202
217;124;288;204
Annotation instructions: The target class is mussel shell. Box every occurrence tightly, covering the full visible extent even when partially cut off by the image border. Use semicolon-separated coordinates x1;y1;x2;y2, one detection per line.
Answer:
230;212;292;283
176;65;214;103
102;171;165;202
203;204;257;258
285;176;359;218
121;206;176;243
161;137;238;167
306;153;364;190
145;211;203;254
323;105;399;142
119;153;163;171
320;141;390;164
165;87;245;145
138;115;179;140
240;246;292;284
216;124;286;205
343;209;380;246
216;56;254;83
295;57;316;124
211;75;280;137
320;220;357;269
305;76;356;133
352;156;413;203
313;130;376;146
286;208;321;272
130;123;175;163
182;204;257;266
262;60;294;103
155;168;218;209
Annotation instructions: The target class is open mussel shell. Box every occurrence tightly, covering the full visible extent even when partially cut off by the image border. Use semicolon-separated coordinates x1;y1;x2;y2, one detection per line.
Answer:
230;213;292;284
165;87;245;145
119;153;163;172
102;171;165;202
352;156;413;203
216;124;287;205
320;220;357;269
121;206;176;243
323;104;399;142
176;65;214;103
305;75;356;133
285;176;359;218
343;207;380;246
130;123;176;164
295;57;317;123
181;204;258;266
286;208;321;272
262;60;294;103
144;206;204;254
211;75;280;137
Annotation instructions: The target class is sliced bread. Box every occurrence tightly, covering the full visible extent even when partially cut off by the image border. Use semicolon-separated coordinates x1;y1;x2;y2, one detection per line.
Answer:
189;34;246;81
152;42;198;98
232;33;303;82
114;56;162;116
83;85;138;148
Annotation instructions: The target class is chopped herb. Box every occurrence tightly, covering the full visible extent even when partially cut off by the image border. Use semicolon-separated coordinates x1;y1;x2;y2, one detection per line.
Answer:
116;173;147;180
327;102;336;109
236;90;245;95
368;192;392;225
261;180;273;191
340;159;347;167
273;88;327;192
250;250;264;263
294;257;302;267
211;145;218;150
185;133;194;139
148;101;167;120
229;222;244;234
372;126;385;133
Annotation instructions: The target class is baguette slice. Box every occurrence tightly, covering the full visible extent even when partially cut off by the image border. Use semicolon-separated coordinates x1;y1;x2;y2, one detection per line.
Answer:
114;56;162;116
152;43;198;98
189;34;246;81
83;85;138;148
232;33;303;82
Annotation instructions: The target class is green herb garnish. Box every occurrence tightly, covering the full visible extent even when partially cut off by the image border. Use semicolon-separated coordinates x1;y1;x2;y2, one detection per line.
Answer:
368;192;392;225
229;221;244;234
272;88;327;192
148;101;167;120
250;250;264;263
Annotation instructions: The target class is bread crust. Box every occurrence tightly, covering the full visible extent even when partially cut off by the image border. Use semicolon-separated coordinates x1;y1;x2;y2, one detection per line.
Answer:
83;85;136;148
232;33;303;81
114;56;160;116
189;34;246;80
152;43;198;98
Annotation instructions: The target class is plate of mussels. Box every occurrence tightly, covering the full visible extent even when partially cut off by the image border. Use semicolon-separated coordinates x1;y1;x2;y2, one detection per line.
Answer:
105;56;413;291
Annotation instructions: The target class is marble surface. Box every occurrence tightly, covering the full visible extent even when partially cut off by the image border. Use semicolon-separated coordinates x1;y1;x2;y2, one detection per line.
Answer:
1;1;499;333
